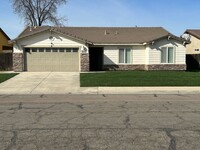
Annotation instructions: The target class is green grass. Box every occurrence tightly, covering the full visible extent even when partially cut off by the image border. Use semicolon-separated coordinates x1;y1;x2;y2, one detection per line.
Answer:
80;71;200;87
0;74;18;83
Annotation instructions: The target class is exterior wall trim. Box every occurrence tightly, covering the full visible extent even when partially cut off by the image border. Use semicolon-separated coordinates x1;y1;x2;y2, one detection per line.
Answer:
146;64;186;71
103;64;186;71
103;65;145;71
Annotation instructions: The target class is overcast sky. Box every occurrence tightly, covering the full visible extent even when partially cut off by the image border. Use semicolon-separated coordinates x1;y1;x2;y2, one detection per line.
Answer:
1;0;200;39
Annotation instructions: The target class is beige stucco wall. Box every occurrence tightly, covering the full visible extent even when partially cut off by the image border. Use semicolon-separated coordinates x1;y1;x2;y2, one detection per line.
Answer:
186;35;200;54
0;31;12;53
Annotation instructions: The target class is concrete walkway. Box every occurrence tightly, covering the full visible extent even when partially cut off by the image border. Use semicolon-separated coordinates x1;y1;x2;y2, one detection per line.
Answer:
0;72;200;94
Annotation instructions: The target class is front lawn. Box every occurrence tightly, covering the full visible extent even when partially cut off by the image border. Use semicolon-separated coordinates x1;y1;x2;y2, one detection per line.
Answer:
0;73;18;83
80;71;200;87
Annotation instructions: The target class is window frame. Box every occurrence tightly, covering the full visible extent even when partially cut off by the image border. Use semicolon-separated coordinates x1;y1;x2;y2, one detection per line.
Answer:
119;48;132;64
160;46;175;64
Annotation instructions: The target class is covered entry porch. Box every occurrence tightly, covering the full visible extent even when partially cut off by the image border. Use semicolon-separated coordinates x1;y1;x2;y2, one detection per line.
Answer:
89;47;104;71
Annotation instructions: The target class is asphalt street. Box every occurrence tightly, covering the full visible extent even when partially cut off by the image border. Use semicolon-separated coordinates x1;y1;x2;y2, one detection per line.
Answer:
0;94;200;150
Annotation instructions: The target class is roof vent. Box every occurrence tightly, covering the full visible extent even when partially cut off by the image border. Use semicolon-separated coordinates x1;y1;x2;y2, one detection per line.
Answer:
105;30;109;35
181;33;191;41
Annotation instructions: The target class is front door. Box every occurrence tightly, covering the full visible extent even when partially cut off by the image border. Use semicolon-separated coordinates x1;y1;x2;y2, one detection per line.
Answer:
89;47;103;71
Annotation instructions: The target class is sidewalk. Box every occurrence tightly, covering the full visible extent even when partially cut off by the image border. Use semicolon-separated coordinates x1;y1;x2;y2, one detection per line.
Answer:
0;86;200;95
97;87;200;95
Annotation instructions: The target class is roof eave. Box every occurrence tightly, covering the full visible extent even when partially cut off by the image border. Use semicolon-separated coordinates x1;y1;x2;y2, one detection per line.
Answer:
92;43;145;46
10;26;51;43
185;30;200;40
147;34;186;44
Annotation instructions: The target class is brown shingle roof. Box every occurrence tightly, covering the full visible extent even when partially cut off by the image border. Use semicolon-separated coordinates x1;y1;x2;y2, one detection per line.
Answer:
185;29;200;40
13;26;184;44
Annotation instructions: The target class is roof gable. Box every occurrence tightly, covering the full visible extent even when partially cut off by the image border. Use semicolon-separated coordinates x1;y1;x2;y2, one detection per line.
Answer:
185;29;200;40
0;28;10;40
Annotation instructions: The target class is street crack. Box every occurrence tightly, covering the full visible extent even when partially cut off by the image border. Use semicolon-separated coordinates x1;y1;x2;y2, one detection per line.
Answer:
175;114;184;121
83;143;90;150
18;102;22;110
9;102;23;111
66;102;84;110
162;104;169;111
5;131;17;150
124;115;131;128
77;104;84;110
164;128;176;150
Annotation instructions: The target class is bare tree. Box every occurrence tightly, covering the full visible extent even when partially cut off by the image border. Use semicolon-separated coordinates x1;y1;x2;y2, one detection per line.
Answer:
11;0;67;26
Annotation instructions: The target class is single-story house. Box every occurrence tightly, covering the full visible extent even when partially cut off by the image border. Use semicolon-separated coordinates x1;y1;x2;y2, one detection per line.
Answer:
183;29;200;69
11;26;187;72
0;28;13;70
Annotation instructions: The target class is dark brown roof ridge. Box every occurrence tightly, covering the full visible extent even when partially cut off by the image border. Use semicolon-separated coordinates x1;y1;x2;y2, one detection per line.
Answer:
51;26;164;28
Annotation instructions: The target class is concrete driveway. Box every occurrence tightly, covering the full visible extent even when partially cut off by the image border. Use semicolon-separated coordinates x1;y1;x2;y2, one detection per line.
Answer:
0;72;91;94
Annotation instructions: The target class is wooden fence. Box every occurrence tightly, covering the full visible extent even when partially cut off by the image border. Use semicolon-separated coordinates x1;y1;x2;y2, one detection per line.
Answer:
0;53;13;71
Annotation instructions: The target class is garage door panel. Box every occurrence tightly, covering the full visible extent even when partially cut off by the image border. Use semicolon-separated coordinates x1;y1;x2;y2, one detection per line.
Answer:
26;48;79;72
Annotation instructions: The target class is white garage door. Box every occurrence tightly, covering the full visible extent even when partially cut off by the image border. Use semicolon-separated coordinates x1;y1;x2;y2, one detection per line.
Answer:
25;48;79;72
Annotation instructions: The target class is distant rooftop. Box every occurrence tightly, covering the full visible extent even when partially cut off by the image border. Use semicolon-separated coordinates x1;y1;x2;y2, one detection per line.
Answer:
185;29;200;40
0;28;11;40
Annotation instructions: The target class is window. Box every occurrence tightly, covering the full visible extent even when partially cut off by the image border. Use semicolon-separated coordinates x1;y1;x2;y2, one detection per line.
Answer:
119;48;132;64
46;48;51;52
66;48;79;52
52;49;58;52
59;48;65;52
25;48;30;52
31;48;37;52
161;47;174;63
38;48;44;52
72;48;78;52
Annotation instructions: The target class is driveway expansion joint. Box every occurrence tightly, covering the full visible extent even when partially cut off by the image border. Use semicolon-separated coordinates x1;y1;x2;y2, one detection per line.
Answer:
30;72;52;94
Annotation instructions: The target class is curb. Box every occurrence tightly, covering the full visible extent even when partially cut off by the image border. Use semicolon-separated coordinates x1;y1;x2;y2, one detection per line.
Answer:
97;87;200;95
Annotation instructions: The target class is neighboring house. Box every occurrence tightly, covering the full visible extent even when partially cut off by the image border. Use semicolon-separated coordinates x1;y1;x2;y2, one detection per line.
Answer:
0;28;13;53
0;28;13;70
11;26;187;72
183;29;200;69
